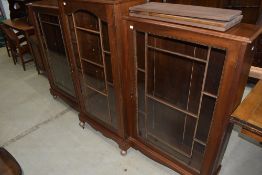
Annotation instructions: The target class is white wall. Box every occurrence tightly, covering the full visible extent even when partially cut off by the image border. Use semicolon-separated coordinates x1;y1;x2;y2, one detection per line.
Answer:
1;0;10;19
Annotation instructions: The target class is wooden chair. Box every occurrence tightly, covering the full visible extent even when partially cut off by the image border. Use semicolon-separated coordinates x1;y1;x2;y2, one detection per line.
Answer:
1;25;33;71
0;24;11;58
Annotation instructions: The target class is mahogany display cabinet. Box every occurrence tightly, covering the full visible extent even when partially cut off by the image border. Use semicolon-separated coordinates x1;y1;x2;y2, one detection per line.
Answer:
28;0;79;110
122;16;262;174
58;0;144;153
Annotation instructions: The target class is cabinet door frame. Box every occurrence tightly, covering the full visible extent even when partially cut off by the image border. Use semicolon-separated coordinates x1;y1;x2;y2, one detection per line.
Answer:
58;0;127;146
31;5;79;109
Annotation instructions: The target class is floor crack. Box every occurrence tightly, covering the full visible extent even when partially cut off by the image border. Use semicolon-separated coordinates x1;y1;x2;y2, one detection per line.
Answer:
1;107;71;148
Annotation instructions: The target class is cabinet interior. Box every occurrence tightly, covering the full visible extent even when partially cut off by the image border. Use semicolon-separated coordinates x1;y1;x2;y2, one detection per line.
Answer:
134;31;226;171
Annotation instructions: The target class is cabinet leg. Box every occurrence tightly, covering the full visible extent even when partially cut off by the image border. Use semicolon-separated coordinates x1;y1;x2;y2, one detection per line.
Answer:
120;150;127;156
79;121;85;129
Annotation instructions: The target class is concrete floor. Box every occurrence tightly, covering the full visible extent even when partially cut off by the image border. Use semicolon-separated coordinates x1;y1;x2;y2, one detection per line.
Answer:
0;47;261;175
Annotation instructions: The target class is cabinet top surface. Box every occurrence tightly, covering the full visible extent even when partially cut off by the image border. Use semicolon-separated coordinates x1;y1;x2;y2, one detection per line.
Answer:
125;16;262;43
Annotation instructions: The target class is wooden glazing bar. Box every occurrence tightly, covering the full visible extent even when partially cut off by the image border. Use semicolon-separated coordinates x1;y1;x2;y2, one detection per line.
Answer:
104;50;111;55
72;14;85;77
146;94;198;119
41;20;59;26
75;26;100;35
183;60;195;145
98;18;112;124
137;67;145;72
190;46;212;156
81;57;104;68
144;32;149;139
202;91;218;99
194;138;207;146
147;45;207;64
84;83;108;97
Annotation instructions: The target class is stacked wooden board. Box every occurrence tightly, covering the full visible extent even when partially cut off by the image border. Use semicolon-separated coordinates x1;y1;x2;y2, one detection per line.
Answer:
129;2;243;31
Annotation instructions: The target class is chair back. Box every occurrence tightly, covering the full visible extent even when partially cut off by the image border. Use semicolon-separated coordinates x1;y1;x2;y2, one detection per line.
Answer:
0;25;19;49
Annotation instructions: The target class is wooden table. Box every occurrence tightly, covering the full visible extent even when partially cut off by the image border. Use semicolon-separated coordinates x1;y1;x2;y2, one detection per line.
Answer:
2;18;39;72
2;18;34;36
231;80;262;142
0;147;22;175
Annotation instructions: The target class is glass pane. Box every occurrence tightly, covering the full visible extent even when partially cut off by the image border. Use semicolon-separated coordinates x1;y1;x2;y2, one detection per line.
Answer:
39;14;59;24
204;48;226;95
137;70;145;112
82;61;106;93
147;98;191;155
83;87;109;123
40;14;75;97
195;95;216;143
136;32;225;171
72;12;118;130
102;21;110;52
76;30;103;65
147;48;205;114
105;53;113;84
74;11;99;31
190;142;205;171
136;31;145;70
108;85;117;129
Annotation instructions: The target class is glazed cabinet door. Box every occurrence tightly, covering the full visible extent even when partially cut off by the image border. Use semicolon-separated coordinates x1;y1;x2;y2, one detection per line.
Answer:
37;12;76;97
62;1;120;131
130;29;227;172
